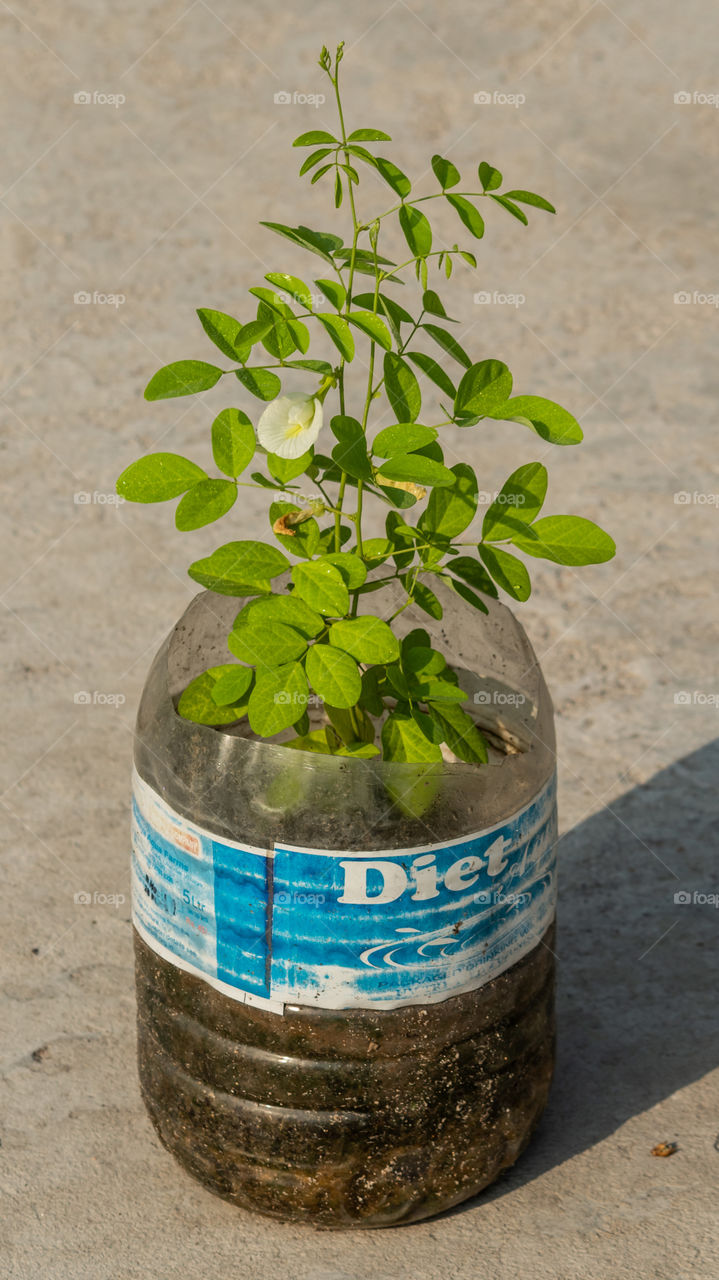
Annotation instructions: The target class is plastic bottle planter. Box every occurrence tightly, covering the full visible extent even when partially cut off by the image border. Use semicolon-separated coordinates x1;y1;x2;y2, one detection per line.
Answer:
131;583;558;1228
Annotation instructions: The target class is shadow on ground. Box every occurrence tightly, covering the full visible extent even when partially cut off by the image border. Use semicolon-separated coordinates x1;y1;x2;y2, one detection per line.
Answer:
454;739;719;1210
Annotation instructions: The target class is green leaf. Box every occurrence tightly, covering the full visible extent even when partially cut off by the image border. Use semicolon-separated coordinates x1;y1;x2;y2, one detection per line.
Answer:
268;501;319;559
267;451;313;484
445;194;484;239
422;289;455;320
377;454;455;488
428;703;488;764
321;552;367;589
419;462;478;537
490;193;528;224
372;423;437;457
347;310;393;350
145;360;224;401
479;544;532;601
248;661;308;734
402;645;446;677
305;644;361;709
188;540;289;595
348;127;392;142
298;147;333;176
405;351;456;399
284;727;337;755
235;367;282;400
382;712;443;763
210;664;254;707
293;130;338;146
455;359;513;417
264;272;314;308
431;154;460;189
117;453;207;503
384;352;422;422
260;222;342;266
330;416;372;482
197;309;249;362
254;301;297;361
285;358;334;374
445;555;497;598
175;478;237;531
177;671;248;726
482;462;548;540
316;312;355;361
503;189;556;214
398;204;432;257
375;157;411;197
235;592;324;638
311;163;334;185
483;395;583;445
512;515;616;565
228;618;308;667
211;408;255;478
314;278;346;310
445;576;489;613
329;616;400;665
406;578;443;620
478;162;502;192
291;560;349;616
422;323;472;368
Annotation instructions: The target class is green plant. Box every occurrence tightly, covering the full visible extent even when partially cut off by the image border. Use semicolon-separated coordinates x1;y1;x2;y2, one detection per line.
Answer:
117;42;615;765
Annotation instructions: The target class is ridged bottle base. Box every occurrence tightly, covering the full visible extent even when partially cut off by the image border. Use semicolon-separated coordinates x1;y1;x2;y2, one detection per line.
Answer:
134;925;555;1228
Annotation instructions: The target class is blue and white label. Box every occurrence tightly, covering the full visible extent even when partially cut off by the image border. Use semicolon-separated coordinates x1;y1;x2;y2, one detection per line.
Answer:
131;767;557;1012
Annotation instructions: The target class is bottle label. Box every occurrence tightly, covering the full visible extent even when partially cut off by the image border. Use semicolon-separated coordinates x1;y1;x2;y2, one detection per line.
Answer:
131;766;557;1012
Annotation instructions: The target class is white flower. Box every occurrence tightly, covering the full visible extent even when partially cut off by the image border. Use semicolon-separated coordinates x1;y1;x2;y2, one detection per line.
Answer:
257;392;323;460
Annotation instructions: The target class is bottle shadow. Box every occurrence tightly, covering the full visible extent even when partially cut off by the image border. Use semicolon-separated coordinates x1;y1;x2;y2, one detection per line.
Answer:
457;738;719;1209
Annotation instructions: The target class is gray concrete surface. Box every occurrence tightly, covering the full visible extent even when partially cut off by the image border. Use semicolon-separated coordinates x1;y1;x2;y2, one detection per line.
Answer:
1;1;718;1276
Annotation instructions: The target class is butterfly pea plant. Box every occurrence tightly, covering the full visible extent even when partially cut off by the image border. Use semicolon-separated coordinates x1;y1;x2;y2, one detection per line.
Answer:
117;42;615;766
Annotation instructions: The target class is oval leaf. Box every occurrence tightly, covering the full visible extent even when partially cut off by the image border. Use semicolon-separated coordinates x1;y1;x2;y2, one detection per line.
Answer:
383;352;422;423
446;194;485;239
512;515;616;565
482;462;548;540
347;310;393;350
398;204;432;257
455;359;513;417
484;395;583;445
145;360;224;401
211;408;255;477
431;154;460;190
316;312;355;361
248;662;308;735
479;544;532;600
235;367;282;400
228;619;308;667
291;560;349;616
188;541;289;595
418;462;478;537
377;453;455;488
306;644;361;709
329;616;400;665
175;478;237;531
117;453;207;502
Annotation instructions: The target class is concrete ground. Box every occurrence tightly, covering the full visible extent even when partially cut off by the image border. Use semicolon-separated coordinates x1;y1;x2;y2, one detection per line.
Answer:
1;1;718;1276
